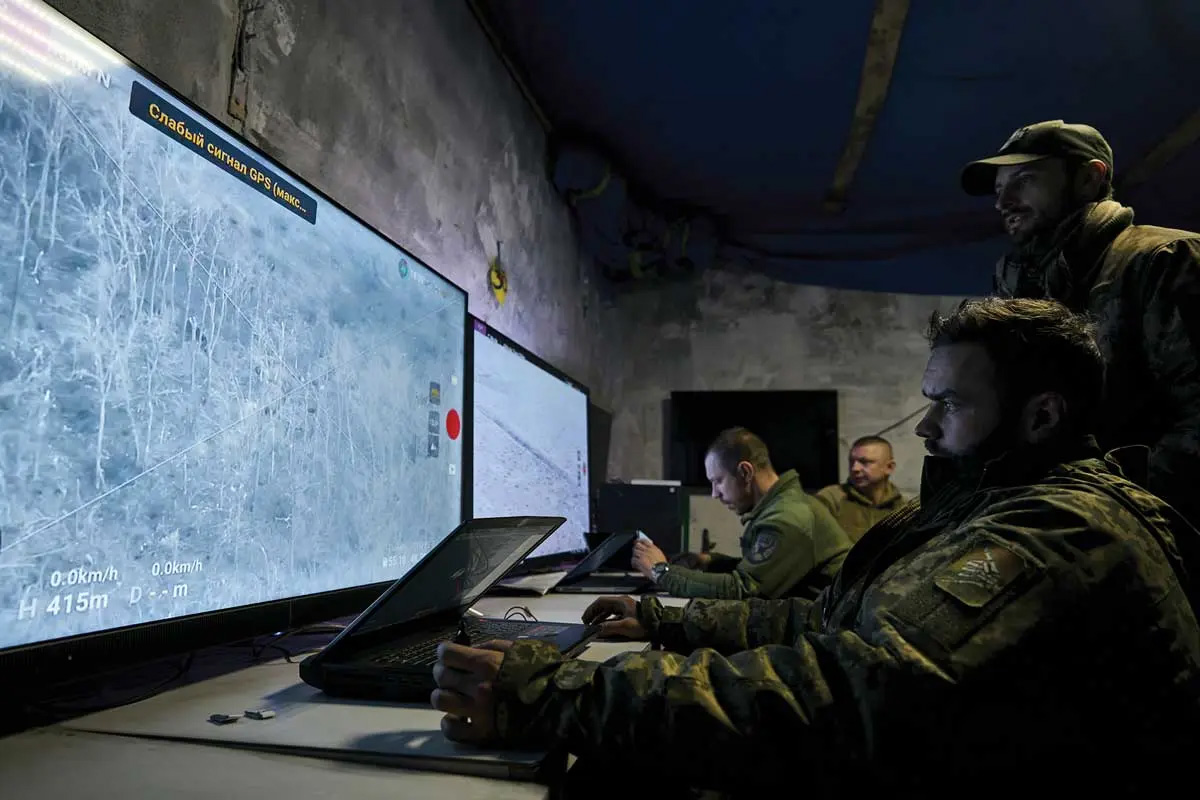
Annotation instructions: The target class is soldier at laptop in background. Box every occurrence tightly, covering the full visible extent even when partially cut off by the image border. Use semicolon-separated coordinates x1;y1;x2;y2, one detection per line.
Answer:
630;427;852;601
815;435;905;541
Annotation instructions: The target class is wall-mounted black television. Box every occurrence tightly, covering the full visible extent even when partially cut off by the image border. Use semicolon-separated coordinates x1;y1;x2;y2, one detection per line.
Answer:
0;0;468;686
667;390;839;491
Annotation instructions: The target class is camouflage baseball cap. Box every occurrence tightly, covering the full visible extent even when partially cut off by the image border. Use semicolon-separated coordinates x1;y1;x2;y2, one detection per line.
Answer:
961;120;1114;196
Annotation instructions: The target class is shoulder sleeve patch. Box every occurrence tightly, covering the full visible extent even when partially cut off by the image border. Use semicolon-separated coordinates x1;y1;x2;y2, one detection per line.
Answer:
933;543;1029;609
746;530;780;564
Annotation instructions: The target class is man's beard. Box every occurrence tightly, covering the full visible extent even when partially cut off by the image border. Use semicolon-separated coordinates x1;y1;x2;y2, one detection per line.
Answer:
1009;214;1063;252
1006;210;1050;246
926;406;1025;476
1006;181;1086;250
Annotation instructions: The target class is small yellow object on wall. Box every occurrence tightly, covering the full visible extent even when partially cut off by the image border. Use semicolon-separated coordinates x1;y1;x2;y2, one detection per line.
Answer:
488;241;507;305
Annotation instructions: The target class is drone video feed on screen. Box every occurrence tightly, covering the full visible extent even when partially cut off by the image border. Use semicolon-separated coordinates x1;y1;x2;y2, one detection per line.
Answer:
0;0;465;651
472;322;589;558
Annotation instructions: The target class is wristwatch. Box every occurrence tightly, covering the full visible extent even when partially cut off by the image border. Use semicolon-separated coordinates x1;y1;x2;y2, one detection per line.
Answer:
650;561;670;583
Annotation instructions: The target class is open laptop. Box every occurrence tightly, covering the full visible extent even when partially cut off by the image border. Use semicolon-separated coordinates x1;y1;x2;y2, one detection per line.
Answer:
300;516;601;702
552;531;656;594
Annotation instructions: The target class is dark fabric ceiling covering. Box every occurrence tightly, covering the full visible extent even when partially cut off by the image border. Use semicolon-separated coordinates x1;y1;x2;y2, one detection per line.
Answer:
478;0;1200;295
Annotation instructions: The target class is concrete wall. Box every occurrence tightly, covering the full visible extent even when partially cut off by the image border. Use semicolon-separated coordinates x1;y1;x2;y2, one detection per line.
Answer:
606;268;965;498
45;0;618;406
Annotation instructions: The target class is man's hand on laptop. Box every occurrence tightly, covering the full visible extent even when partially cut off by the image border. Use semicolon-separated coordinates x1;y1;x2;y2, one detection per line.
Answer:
631;540;668;577
432;639;512;744
582;595;646;640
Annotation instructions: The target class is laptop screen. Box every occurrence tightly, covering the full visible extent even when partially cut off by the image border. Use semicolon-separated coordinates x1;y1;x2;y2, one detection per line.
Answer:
562;531;636;582
350;517;563;636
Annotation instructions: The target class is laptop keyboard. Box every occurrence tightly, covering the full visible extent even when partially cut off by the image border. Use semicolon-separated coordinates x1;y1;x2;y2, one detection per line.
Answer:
369;619;572;667
371;638;444;667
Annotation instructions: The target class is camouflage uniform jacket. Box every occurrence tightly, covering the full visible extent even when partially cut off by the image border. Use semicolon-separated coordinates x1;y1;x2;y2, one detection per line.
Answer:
488;439;1200;794
655;470;851;600
814;480;905;542
993;200;1200;529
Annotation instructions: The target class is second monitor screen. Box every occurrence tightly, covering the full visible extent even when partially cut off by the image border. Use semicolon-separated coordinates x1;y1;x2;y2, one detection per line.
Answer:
471;324;589;558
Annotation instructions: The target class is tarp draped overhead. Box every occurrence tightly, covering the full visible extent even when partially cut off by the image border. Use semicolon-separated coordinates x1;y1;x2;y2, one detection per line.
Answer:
477;0;1200;296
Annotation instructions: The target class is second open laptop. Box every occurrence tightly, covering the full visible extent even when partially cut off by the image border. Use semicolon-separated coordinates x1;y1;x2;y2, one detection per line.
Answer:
299;516;601;702
551;531;656;594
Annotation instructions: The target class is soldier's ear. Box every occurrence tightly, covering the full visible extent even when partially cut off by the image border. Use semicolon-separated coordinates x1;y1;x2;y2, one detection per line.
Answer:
1074;159;1109;202
1021;391;1066;444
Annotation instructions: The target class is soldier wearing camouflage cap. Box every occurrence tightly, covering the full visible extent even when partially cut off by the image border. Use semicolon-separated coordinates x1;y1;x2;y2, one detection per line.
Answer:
962;119;1200;530
430;298;1200;796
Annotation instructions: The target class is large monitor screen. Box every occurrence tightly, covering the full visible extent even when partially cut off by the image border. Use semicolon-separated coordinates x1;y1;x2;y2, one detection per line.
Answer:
471;320;589;558
0;0;465;653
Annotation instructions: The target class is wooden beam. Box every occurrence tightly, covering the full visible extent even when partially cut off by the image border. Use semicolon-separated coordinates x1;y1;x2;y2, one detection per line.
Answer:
823;0;912;214
1114;107;1200;195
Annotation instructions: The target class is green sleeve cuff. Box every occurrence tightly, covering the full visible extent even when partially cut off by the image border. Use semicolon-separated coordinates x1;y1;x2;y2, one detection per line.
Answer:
637;595;689;652
492;639;566;744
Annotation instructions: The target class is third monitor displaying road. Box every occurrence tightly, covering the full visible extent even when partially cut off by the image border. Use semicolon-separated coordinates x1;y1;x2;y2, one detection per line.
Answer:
471;320;590;559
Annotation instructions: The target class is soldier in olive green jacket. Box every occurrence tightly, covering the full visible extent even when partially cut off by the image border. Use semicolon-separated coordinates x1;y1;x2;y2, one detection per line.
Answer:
630;428;851;601
963;119;1200;530
815;435;905;541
